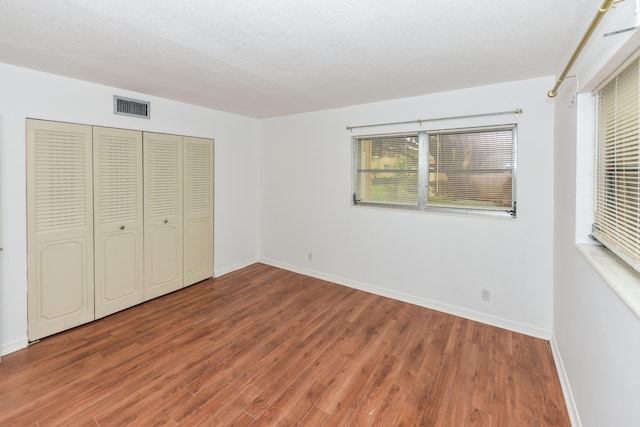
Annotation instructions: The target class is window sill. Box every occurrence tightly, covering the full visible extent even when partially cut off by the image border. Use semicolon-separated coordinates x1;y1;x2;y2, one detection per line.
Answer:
352;202;515;219
577;243;640;319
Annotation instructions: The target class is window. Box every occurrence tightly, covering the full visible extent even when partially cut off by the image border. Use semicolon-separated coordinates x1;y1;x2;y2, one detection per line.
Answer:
353;125;517;217
593;58;640;271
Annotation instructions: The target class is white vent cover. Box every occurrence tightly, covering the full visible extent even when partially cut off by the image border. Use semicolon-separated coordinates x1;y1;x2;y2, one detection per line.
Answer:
113;95;150;119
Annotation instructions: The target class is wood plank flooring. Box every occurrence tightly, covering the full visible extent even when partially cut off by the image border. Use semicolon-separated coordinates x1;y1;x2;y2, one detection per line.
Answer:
0;263;570;426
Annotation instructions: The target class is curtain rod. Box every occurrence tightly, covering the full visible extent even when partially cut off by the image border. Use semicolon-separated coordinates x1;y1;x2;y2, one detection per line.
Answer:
346;108;522;131
548;0;623;98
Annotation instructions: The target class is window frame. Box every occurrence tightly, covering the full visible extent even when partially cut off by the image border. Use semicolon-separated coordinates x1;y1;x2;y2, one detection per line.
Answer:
352;124;518;218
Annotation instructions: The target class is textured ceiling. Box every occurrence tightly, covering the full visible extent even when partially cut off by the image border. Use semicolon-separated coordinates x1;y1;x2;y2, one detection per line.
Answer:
0;0;612;118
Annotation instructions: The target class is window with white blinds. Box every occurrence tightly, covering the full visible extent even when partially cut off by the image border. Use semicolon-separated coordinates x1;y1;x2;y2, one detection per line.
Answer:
593;58;640;271
353;124;517;217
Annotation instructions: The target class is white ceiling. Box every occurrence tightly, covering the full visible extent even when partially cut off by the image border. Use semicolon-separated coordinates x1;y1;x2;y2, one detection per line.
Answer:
0;0;607;118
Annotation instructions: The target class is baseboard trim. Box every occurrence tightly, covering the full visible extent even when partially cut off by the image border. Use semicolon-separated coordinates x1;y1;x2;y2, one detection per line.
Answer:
258;257;552;340
550;335;581;427
214;257;259;278
1;258;260;357
1;337;28;357
3;258;554;357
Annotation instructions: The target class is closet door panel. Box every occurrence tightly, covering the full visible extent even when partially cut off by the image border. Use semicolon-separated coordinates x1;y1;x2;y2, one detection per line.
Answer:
38;239;87;315
183;136;214;286
100;231;138;299
185;218;211;277
144;132;183;300
27;119;94;341
93;126;144;318
150;226;180;279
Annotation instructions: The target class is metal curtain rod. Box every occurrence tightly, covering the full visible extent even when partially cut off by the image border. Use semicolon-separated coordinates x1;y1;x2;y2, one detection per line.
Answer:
548;0;623;98
346;108;522;131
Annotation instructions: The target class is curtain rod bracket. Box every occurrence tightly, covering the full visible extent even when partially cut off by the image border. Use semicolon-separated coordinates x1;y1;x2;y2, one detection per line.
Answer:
548;0;618;98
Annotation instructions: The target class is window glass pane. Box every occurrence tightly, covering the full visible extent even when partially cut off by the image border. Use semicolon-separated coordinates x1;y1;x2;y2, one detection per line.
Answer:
356;134;419;206
428;127;514;210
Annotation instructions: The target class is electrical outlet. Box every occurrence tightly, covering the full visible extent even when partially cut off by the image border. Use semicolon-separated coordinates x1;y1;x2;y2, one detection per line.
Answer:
308;252;313;261
481;289;491;302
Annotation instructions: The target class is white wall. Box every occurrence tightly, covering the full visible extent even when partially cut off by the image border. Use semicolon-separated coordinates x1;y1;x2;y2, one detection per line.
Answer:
553;83;640;427
259;76;556;337
552;1;640;424
0;63;260;355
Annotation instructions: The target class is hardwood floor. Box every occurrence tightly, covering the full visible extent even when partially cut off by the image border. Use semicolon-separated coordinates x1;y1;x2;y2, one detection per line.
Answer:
0;263;570;426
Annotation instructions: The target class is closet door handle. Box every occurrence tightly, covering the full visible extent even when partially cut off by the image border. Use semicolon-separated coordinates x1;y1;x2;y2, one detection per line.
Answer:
120;225;125;230
163;219;168;224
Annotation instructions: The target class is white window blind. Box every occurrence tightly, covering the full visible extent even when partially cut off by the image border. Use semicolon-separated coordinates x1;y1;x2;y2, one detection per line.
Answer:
594;58;640;270
428;127;515;211
353;125;516;216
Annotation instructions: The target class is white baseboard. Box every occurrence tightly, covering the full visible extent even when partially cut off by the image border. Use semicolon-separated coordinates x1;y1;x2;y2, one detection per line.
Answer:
214;257;259;278
0;259;260;358
1;336;28;357
550;335;581;427
258;257;552;340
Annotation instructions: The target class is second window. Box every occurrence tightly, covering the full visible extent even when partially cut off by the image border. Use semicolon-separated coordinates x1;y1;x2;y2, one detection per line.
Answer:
353;124;517;217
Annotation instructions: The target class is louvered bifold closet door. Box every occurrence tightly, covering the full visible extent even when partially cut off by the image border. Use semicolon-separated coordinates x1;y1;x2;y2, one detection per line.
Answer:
143;133;183;299
27;119;94;341
183;136;214;286
93;127;144;318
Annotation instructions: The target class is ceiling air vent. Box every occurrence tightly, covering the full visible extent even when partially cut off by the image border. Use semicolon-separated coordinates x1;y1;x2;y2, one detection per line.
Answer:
113;95;150;119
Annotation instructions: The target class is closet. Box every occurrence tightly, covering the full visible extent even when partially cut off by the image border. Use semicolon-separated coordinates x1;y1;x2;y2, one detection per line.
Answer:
26;119;214;340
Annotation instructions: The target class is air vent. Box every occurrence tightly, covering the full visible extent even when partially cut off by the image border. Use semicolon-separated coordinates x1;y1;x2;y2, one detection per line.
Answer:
113;95;150;119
